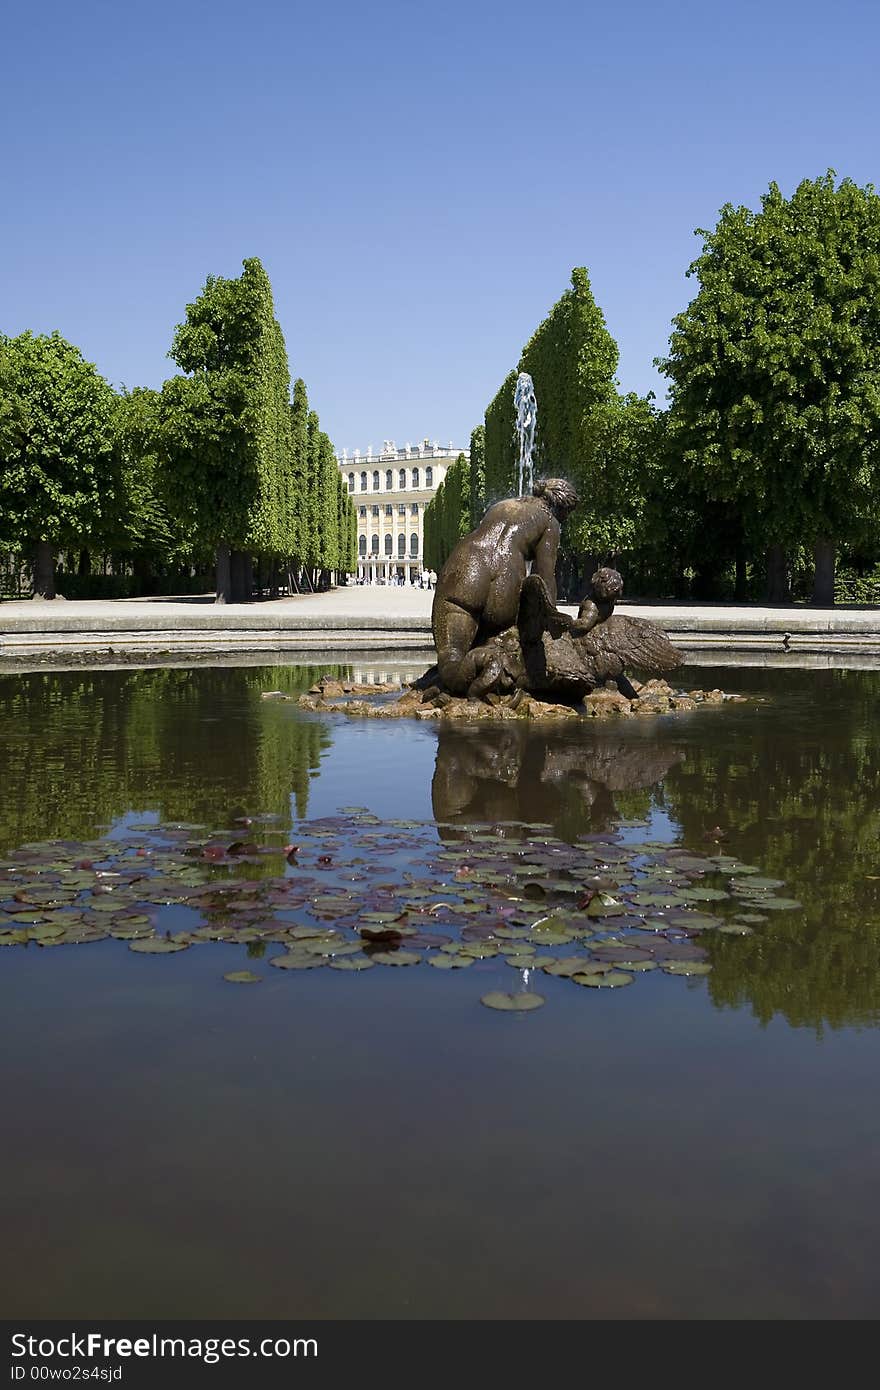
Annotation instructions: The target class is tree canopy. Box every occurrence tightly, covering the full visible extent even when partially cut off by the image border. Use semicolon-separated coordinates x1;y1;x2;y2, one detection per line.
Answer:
0;330;118;593
659;173;880;601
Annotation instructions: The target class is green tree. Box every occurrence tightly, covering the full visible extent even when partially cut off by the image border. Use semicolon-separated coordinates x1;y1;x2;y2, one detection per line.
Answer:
423;452;470;572
659;174;880;605
469;424;486;522
0;331;118;597
482;270;633;587
157;258;297;602
113;387;182;567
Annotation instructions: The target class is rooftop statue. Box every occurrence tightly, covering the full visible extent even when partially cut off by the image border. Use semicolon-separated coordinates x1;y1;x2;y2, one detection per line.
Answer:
430;478;682;702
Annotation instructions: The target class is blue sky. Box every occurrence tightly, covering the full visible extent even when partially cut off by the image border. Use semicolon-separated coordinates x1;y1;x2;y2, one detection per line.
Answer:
3;0;878;454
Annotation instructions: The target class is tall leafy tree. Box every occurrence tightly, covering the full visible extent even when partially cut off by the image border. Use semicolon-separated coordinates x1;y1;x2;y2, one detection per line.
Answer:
659;174;880;604
481;270;629;584
157;257;296;602
0;331;117;597
469;424;486;522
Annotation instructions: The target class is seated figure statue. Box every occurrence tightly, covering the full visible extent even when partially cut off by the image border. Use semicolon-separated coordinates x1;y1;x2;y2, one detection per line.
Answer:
431;477;580;699
429;476;681;702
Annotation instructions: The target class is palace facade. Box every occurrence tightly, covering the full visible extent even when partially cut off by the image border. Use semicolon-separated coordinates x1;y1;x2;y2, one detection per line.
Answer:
337;438;468;583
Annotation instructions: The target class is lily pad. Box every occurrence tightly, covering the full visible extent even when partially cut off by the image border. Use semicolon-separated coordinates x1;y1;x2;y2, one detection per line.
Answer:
370;950;421;967
572;970;633;988
480;991;545;1011
428;954;474;969
223;970;262;983
328;956;375;970
661;961;712;976
269;953;325;970
129;938;189;954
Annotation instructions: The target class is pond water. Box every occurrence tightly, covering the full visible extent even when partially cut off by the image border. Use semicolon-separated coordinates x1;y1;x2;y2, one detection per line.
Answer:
1;661;879;1320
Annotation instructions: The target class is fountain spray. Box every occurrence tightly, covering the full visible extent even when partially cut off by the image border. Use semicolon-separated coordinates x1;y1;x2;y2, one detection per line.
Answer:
514;372;537;497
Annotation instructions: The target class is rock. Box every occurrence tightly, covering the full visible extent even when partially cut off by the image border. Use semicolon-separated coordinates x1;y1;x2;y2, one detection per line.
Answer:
584;689;633;718
319;680;346;699
639;679;673;697
260;690;290;700
416;708;440;720
631;695;671;714
671;696;697;711
705;689;725;704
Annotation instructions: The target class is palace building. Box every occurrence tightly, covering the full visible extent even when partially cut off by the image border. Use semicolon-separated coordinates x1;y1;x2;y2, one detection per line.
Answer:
337;438;468;584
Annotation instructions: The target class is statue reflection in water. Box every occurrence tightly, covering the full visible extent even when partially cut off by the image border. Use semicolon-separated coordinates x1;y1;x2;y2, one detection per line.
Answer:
431;722;685;842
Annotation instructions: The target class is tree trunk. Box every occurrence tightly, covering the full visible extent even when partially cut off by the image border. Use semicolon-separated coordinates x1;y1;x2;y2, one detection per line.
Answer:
228;550;254;603
766;545;790;604
812;538;836;607
32;541;56;599
215;543;231;604
229;550;245;604
734;546;748;602
78;548;91;577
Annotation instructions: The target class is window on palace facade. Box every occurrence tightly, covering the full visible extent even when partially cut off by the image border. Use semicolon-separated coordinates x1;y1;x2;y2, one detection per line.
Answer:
398;533;406;557
412;467;419;487
398;504;406;515
360;472;367;491
385;504;392;516
372;471;379;490
410;532;419;555
425;467;433;486
372;505;379;517
348;473;354;492
398;469;406;489
358;535;366;555
384;534;392;555
371;535;379;554
410;503;418;515
359;506;366;517
385;470;393;490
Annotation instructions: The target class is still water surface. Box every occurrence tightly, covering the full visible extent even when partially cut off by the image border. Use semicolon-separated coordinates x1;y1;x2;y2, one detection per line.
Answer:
1;662;879;1319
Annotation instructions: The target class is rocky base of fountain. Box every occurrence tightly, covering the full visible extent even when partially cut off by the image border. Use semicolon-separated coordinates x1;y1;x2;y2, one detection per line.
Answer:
292;675;747;721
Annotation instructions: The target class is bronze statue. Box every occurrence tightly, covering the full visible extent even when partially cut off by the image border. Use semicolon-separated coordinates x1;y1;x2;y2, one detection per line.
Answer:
429;478;682;702
431;478;579;698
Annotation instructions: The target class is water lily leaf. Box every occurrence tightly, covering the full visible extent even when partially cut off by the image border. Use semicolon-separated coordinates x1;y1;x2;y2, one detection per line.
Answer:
731;876;784;892
0;930;28;946
62;926;108;944
328;956;375;970
716;923;754;935
26;924;67;940
480;991;545;1011
661;961;712;976
129;938;189;954
303;940;363;957
666;913;722;932
428;954;474;969
572;970;633;987
631;891;684;909
269;954;325;970
543;956;593;977
224;970;262;983
586;897;626;918
371;950;421;966
733;913;768;925
677;887;730;902
529;928;576;945
756;897;802;911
